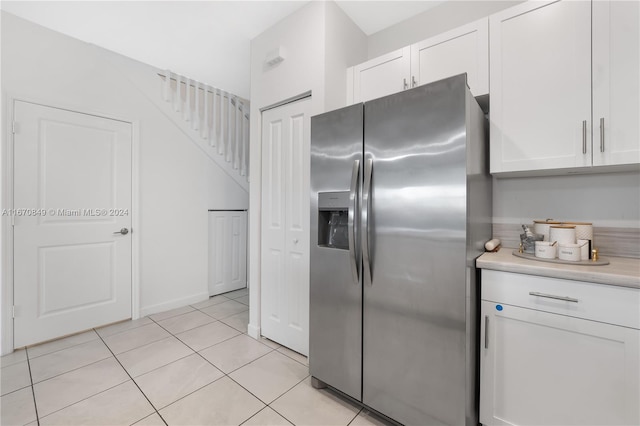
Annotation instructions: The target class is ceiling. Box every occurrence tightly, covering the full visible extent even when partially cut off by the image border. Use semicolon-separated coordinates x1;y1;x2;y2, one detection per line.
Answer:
1;1;445;99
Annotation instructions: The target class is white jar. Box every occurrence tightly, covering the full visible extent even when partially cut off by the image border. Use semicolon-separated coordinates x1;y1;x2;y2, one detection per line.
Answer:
563;222;593;241
533;220;562;241
535;241;557;259
558;243;581;261
549;225;576;245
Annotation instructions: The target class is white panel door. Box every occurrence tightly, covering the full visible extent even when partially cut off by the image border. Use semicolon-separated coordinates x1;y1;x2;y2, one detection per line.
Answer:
592;0;640;167
411;18;489;95
208;210;247;296
480;301;640;426
352;47;411;103
261;97;311;356
13;101;132;348
490;0;592;174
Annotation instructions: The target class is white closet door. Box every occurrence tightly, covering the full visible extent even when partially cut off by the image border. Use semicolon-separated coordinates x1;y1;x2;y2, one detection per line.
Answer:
261;97;311;356
13;101;132;348
208;210;247;296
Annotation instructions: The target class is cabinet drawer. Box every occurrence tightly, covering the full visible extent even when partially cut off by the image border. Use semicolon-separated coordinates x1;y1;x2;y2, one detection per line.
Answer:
482;270;640;329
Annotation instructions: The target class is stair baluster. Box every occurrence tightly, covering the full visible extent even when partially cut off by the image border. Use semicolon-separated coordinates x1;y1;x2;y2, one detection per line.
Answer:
158;70;249;183
202;85;209;140
192;82;199;131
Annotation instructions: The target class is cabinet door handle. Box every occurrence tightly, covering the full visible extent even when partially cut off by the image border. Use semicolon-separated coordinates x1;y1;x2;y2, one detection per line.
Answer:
529;291;578;303
600;117;605;152
484;316;489;349
582;120;587;154
403;78;408;90
412;76;417;88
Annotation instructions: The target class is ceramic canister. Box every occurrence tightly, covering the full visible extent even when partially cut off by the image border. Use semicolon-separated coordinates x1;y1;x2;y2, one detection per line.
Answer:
558;243;581;261
563;222;593;242
535;241;557;259
533;220;562;241
549;225;576;245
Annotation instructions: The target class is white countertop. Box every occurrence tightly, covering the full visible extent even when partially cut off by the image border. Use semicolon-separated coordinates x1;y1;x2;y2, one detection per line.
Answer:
477;249;640;289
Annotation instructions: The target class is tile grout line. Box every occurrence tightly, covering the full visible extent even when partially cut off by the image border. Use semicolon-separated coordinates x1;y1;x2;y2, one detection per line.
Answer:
94;319;154;339
152;314;259;375
239;406;295;426
25;332;100;361
193;306;250;322
146;314;275;419
32;377;130;422
95;333;168;426
24;347;41;426
147;307;197;323
263;372;310;406
154;308;305;418
218;349;310;412
345;408;365;426
28;352;113;386
274;347;308;367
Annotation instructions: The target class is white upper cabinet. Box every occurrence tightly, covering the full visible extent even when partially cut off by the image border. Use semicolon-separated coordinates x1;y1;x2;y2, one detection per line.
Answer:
592;0;640;167
489;0;592;174
349;47;411;104
347;19;489;104
490;0;640;175
411;18;488;96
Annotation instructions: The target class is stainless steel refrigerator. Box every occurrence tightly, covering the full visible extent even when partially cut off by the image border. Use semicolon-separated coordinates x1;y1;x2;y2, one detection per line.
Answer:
309;74;491;426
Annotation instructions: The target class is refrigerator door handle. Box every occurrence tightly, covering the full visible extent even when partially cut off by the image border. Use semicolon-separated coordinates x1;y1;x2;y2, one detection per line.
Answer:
362;158;373;285
348;159;360;284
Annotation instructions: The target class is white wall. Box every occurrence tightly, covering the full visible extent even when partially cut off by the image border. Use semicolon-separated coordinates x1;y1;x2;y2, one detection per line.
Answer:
367;0;523;59
248;0;326;339
493;171;640;227
247;1;366;339
324;1;368;112
1;12;248;352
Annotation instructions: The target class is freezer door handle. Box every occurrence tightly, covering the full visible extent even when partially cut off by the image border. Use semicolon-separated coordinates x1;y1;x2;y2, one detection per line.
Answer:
348;159;360;284
362;158;373;285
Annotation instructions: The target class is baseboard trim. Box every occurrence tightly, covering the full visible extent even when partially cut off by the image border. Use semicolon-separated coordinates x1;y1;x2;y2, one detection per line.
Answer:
247;323;260;340
140;291;209;317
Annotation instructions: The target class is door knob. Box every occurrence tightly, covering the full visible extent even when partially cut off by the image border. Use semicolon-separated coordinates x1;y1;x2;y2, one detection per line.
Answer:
293;238;299;244
114;228;129;235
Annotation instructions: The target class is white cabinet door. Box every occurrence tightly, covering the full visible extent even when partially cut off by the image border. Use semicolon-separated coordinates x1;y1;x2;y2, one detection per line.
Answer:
352;47;411;103
208;210;247;296
480;300;640;426
260;97;311;356
592;0;640;167
411;18;488;96
489;0;592;174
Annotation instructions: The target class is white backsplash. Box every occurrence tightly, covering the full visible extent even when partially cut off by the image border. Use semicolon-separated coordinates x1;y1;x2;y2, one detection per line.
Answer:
491;170;640;258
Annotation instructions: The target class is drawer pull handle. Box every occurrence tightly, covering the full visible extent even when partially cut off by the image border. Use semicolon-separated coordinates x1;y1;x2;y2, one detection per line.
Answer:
484;316;489;349
529;291;578;303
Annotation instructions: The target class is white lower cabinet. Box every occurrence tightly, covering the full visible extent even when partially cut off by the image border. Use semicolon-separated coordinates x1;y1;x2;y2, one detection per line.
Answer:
480;270;640;425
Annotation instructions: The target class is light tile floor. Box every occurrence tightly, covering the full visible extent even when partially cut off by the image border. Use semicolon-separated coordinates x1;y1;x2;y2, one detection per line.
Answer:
0;288;392;426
